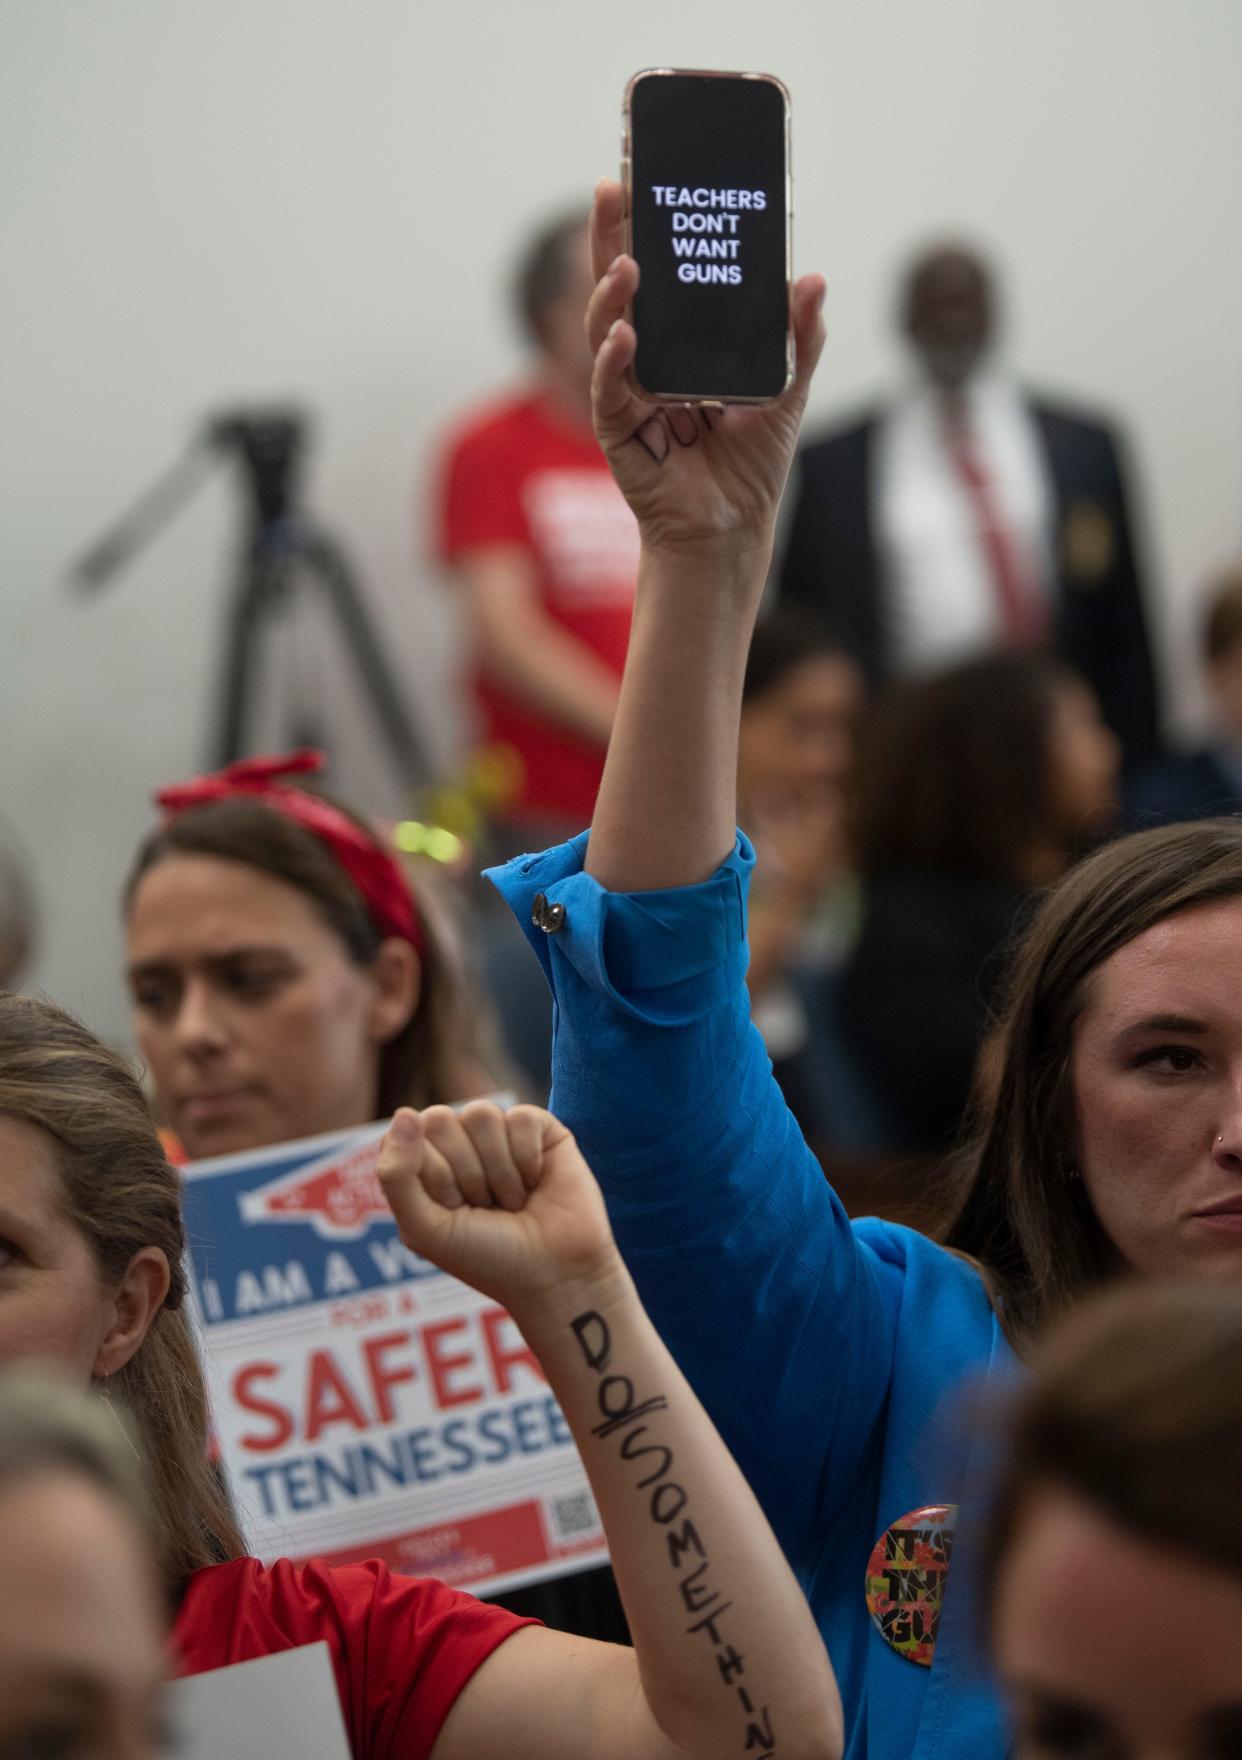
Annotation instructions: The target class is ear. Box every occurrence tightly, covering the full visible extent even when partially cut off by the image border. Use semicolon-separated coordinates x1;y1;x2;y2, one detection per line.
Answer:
93;1247;172;1378
367;937;421;1047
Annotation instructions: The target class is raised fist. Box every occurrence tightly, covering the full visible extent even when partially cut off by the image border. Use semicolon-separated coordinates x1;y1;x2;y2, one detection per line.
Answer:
376;1101;623;1321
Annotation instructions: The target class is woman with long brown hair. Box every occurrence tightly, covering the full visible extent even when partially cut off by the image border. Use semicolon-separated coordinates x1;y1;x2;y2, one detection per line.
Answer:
943;817;1242;1328
0;990;841;1760
485;178;1242;1758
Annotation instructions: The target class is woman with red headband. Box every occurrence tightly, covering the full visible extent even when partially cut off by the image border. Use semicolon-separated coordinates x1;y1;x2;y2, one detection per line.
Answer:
123;750;501;1164
122;751;624;1642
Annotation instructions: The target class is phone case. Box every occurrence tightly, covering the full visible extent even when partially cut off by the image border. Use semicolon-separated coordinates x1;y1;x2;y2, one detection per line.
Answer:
622;67;793;406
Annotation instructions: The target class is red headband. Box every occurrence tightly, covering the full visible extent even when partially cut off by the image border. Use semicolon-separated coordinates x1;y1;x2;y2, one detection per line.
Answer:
155;750;424;955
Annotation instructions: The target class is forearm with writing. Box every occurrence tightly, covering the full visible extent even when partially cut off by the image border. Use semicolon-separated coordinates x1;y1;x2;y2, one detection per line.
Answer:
517;1273;842;1760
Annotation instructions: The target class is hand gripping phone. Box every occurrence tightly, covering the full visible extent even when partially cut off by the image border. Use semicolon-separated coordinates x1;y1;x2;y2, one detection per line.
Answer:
623;68;792;404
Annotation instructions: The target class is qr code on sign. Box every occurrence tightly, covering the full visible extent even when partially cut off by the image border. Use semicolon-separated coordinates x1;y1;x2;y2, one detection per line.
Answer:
550;1489;602;1541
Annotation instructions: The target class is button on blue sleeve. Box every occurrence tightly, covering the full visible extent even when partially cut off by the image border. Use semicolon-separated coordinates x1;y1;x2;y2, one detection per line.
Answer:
486;833;755;1019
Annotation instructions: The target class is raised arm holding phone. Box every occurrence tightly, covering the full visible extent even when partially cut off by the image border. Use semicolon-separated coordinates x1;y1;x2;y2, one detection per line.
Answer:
493;143;1242;1759
490;176;1011;1760
582;181;821;890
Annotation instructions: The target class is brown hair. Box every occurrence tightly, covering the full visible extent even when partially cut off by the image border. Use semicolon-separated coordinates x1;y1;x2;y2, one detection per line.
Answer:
983;1281;1242;1616
943;816;1242;1340
124;796;502;1116
742;611;852;705
512;207;589;347
854;653;1078;886
0;992;245;1583
1202;564;1242;665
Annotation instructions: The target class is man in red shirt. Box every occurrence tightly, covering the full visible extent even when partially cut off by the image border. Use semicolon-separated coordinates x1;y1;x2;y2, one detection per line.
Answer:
437;211;639;846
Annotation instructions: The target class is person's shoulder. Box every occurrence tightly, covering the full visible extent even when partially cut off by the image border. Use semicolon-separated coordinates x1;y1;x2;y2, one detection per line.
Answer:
441;388;545;465
176;1555;318;1638
260;1553;466;1612
179;1555;443;1634
851;1215;953;1266
178;1552;263;1619
175;1557;276;1671
178;1557;535;1756
1123;747;1239;825
1022;387;1127;449
179;1554;527;1665
852;1216;995;1319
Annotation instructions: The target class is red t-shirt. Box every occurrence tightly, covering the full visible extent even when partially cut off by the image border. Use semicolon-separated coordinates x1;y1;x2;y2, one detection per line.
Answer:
175;1556;535;1760
437;390;640;824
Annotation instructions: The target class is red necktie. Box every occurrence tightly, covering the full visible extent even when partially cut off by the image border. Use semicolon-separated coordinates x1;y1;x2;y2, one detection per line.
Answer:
942;400;1048;647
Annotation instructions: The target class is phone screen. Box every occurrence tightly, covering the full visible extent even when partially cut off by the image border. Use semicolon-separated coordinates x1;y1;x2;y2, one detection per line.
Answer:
627;70;790;403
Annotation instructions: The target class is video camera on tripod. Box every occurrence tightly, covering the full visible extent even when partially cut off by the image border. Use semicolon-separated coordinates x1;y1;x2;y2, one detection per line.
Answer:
70;408;432;785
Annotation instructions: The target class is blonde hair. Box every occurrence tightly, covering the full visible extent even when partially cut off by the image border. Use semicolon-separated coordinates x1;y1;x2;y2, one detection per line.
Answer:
0;1366;153;1547
0;992;245;1583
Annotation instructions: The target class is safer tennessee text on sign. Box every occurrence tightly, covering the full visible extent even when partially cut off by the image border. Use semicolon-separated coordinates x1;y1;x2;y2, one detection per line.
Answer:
180;1121;608;1594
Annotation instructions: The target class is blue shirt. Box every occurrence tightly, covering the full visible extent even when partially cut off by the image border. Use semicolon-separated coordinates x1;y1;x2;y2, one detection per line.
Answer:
490;830;1017;1759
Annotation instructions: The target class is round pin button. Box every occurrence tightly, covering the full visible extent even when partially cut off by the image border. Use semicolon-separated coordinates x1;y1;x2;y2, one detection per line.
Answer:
864;1503;958;1667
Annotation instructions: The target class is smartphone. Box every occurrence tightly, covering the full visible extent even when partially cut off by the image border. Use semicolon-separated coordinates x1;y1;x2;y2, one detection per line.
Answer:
623;68;792;404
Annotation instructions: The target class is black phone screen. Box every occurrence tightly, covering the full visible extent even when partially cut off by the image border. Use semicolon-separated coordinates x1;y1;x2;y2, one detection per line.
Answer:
628;71;790;402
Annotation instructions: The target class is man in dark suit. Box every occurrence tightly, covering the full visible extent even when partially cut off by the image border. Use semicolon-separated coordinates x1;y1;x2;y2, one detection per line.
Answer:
778;244;1161;761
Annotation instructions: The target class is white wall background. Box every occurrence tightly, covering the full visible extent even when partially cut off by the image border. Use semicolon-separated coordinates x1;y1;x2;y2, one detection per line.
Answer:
3;0;1240;1044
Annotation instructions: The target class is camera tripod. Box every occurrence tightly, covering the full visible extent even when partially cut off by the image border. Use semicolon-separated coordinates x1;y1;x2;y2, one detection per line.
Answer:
70;409;432;783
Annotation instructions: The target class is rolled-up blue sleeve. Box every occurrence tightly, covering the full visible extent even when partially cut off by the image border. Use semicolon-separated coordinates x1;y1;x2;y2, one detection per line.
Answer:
487;833;900;1575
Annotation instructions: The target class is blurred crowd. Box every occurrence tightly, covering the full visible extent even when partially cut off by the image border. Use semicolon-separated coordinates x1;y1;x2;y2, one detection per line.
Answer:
429;209;1242;1177
4;209;1239;1179
4;191;1242;1760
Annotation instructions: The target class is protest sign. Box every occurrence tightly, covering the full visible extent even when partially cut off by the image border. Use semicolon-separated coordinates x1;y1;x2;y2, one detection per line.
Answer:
181;1121;608;1594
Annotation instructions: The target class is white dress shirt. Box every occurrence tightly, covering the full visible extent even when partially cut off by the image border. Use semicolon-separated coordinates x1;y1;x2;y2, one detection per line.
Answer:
873;374;1055;674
